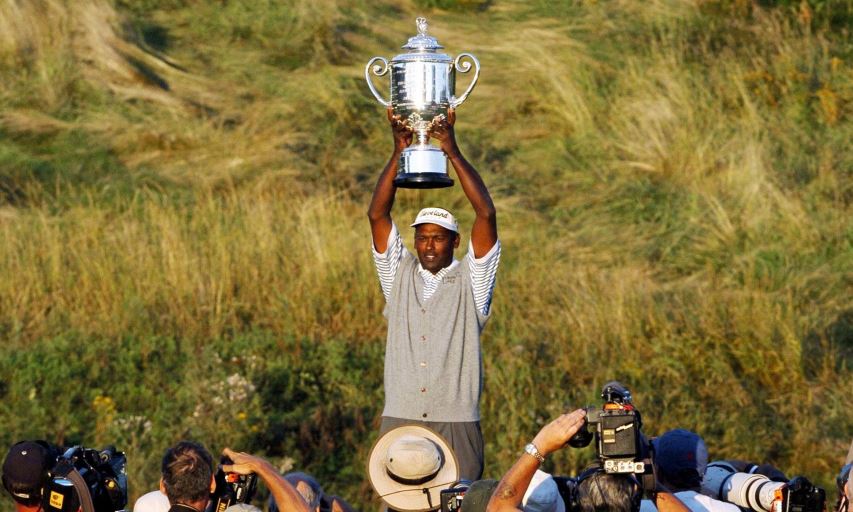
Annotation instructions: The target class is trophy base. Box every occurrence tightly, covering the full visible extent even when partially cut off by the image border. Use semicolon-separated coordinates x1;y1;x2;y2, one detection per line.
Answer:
396;145;452;189
394;173;454;189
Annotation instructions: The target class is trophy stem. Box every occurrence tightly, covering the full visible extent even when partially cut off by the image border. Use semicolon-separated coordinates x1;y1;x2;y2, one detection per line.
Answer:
416;129;430;146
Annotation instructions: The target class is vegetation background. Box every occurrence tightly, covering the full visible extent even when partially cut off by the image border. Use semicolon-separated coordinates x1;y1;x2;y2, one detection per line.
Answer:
0;0;851;510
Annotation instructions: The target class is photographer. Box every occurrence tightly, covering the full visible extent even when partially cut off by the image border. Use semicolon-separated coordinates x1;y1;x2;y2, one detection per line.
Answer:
486;410;690;512
2;441;59;512
269;473;356;512
133;490;169;512
154;442;313;512
220;448;310;512
649;430;739;512
160;441;216;512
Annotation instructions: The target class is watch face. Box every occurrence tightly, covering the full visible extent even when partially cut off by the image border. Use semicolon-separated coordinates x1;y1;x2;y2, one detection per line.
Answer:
525;444;543;461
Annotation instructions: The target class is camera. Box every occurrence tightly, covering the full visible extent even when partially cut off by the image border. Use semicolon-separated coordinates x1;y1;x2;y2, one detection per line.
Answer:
207;456;258;512
439;481;471;512
703;462;826;512
568;382;646;475
42;446;128;512
785;477;826;512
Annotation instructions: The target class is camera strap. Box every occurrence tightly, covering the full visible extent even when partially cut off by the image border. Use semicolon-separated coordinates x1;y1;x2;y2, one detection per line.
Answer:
52;463;95;512
423;488;434;510
66;469;95;512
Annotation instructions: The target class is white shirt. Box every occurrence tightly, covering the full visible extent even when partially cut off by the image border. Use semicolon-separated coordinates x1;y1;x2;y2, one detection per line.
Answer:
640;491;742;512
133;490;170;512
372;222;501;315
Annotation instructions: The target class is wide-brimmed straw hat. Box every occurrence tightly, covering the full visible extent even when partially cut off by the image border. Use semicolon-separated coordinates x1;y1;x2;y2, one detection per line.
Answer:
367;425;459;511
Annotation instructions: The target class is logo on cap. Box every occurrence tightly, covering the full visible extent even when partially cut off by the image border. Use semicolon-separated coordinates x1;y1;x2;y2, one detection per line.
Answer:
410;207;458;233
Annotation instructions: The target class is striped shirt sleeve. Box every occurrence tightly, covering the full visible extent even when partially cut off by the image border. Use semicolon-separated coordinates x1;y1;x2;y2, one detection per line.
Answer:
372;222;405;302
467;239;501;316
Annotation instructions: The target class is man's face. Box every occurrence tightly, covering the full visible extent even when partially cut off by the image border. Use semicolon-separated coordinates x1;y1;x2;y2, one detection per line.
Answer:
414;223;459;274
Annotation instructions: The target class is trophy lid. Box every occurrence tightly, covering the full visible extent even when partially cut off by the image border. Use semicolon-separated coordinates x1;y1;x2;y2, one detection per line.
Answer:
395;17;453;63
402;17;443;51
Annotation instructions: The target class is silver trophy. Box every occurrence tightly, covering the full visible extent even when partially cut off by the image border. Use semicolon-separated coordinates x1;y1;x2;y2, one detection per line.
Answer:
366;17;480;188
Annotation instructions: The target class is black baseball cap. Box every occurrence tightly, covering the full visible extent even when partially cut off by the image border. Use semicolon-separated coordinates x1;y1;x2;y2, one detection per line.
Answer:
460;479;499;512
2;441;54;502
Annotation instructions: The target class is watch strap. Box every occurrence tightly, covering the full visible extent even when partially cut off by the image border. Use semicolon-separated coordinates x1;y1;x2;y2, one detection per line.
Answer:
524;443;545;463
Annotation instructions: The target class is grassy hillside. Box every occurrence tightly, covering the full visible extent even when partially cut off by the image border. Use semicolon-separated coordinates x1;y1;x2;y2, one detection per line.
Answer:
0;0;851;510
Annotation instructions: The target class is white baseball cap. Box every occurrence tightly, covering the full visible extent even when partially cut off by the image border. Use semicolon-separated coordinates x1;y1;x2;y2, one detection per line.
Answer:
410;207;458;233
522;470;566;512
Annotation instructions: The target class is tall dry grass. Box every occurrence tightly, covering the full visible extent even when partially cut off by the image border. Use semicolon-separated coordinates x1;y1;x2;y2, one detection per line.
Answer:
0;185;382;344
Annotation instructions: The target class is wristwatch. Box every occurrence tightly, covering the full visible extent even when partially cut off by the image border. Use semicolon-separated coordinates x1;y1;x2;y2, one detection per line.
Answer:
524;443;545;463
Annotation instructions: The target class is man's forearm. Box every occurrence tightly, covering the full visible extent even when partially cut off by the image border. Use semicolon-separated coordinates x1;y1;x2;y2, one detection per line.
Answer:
368;148;402;253
655;492;691;512
487;455;538;512
367;148;401;221
446;146;495;220
446;145;497;256
429;111;497;255
254;461;311;512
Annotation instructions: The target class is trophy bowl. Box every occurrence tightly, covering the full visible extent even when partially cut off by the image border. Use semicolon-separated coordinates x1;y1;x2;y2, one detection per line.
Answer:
366;17;480;189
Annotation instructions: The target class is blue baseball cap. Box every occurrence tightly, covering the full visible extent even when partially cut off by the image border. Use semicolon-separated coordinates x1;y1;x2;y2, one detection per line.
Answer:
653;429;708;489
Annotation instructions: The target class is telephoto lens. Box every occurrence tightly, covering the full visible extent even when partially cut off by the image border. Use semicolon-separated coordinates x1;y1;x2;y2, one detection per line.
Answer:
702;462;826;512
703;463;783;512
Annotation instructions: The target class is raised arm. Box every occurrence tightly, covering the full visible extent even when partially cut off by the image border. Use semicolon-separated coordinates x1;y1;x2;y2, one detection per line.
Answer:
221;448;311;512
487;409;586;512
653;486;692;512
430;109;497;257
368;107;412;253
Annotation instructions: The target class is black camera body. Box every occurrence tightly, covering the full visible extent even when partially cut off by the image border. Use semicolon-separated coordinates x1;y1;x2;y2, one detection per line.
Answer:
783;476;826;512
207;457;258;512
42;446;127;512
568;383;646;475
439;481;471;512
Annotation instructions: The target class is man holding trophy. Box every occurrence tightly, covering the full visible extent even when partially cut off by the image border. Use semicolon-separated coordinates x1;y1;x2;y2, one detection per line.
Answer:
367;104;500;481
366;18;499;481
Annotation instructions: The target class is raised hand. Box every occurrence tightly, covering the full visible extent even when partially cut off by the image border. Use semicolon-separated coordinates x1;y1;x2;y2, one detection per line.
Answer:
387;107;413;151
531;408;587;456
429;108;459;157
221;447;266;474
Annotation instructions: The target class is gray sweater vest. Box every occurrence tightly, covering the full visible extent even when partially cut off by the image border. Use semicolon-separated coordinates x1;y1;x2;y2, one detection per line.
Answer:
382;251;490;422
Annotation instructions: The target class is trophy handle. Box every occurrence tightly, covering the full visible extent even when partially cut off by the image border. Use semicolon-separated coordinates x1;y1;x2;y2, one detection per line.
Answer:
450;53;480;108
365;57;391;107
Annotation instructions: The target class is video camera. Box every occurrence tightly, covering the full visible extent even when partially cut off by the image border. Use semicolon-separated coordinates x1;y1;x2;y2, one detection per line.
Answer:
703;462;826;512
567;382;648;475
439;480;471;512
207;456;258;512
42;446;127;512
